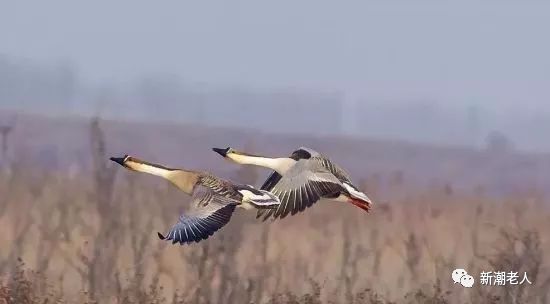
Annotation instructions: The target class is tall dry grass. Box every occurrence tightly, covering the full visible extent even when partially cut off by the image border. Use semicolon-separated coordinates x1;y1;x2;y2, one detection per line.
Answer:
0;118;549;303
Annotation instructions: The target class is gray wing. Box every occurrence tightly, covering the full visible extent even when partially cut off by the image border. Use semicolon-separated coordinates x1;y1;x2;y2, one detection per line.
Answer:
158;189;238;245
294;146;354;184
260;146;353;190
260;147;317;191
257;162;345;221
316;155;354;185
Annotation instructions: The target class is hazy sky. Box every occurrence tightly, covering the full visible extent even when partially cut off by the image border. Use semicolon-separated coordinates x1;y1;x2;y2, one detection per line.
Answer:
1;0;549;111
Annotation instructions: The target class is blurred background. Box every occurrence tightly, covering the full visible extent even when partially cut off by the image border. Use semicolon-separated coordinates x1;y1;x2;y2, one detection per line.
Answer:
0;1;549;303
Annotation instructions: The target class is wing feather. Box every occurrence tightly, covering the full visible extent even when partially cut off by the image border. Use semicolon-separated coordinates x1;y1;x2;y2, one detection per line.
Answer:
258;168;344;221
158;190;238;245
256;147;357;221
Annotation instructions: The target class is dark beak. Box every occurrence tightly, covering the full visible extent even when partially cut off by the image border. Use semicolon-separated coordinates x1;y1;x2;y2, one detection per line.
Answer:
212;147;229;157
109;156;126;166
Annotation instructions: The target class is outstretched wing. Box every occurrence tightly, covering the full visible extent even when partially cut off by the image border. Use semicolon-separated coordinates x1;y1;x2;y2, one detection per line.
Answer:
158;189;238;245
261;147;355;190
257;163;345;221
316;156;354;185
258;147;345;220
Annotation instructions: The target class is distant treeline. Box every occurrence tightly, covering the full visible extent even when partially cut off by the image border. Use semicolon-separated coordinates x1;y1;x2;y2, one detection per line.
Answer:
0;55;546;151
0;55;344;135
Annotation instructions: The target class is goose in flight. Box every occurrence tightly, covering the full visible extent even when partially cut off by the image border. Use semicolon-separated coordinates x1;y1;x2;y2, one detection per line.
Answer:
109;155;280;245
211;147;372;221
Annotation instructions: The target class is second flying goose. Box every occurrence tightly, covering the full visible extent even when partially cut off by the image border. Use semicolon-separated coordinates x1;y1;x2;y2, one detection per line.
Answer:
212;146;373;220
109;155;280;245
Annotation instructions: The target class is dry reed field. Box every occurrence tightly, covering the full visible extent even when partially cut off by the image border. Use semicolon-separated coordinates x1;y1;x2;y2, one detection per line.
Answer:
0;117;549;304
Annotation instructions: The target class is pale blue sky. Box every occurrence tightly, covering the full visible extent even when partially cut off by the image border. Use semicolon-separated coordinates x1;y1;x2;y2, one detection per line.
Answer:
1;0;549;112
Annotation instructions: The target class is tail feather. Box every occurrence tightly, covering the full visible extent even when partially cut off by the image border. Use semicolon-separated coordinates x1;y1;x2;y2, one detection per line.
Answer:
342;182;373;213
343;182;372;204
239;189;280;209
349;197;372;213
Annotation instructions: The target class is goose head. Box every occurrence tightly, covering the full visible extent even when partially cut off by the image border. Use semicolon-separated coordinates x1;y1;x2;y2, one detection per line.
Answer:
110;155;131;168
212;147;233;158
109;154;164;173
212;147;259;165
109;154;176;178
110;154;150;172
212;147;264;158
212;147;263;164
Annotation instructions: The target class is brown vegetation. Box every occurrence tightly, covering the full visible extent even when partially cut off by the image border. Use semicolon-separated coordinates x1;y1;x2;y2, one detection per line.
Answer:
0;117;549;303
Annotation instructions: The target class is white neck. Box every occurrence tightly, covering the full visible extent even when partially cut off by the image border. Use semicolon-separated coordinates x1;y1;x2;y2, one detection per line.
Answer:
228;154;295;174
128;161;172;178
